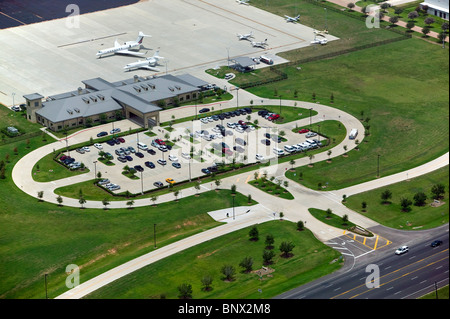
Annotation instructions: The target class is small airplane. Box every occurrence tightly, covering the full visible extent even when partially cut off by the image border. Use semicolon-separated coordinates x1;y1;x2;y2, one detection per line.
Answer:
311;37;328;45
314;29;329;37
251;39;268;48
237;31;254;41
285;14;300;23
96;31;151;58
123;50;164;71
236;0;250;5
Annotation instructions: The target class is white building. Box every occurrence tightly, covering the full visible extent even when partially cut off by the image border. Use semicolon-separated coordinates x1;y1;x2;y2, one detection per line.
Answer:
420;0;449;20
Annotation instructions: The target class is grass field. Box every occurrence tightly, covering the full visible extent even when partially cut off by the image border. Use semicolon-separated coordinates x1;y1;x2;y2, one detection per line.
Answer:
344;166;449;230
86;220;342;299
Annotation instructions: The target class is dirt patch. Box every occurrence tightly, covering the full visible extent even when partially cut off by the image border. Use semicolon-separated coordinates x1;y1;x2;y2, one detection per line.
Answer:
253;267;275;279
197;249;220;259
430;200;446;208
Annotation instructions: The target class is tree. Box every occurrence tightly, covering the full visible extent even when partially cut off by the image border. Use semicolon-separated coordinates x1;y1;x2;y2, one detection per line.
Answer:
201;275;213;292
231;184;237;195
289;159;296;170
422;27;430;37
342;214;349;224
79;196;86;209
442;22;449;33
263;249;275;265
102;198;110;210
406;20;415;32
326;208;332;218
194;182;200;195
239;256;254;273
173;190;180;201
438;31;448;44
265;234;275;249
221;264;236;281
56;195;63;206
125;200;134;209
296;220;305;231
424;17;435;27
37;191;44;202
400;197;412;212
150;195;158;206
413;192;427;206
380;2;390;12
177;283;193;299
327;150;332;160
431;183;445;200
408;11;419;20
389;16;399;25
279;241;295;258
361;201;367;211
381;189;392;204
394;7;404;16
249;225;259;241
347;2;355;11
214;179;221;190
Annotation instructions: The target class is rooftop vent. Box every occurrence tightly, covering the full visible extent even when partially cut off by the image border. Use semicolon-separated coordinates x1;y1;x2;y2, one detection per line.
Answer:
133;85;141;93
134;75;139;83
67;109;73;115
90;96;97;102
74;107;80;113
175;85;181;90
168;86;174;92
140;84;148;91
82;97;90;104
97;94;105;101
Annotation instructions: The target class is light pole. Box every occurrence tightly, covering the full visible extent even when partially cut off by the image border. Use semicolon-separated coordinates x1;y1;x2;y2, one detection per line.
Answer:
93;160;97;179
377;154;381;178
154;223;157;248
44;273;48;299
309;108;313;129
324;8;328;30
12;92;15;108
188;157;192;181
226;47;230;67
140;171;144;195
279;96;282;115
236;87;240;109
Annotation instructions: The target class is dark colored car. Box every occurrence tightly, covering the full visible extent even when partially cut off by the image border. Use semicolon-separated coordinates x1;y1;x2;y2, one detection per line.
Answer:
199;108;210;113
147;149;156;155
153;181;164;188
125;155;133;161
431;240;443;247
97;131;108;137
106;139;115;146
145;161;155;168
172;162;181;169
135;152;144;158
262;139;271;145
201;168;211;174
134;165;144;172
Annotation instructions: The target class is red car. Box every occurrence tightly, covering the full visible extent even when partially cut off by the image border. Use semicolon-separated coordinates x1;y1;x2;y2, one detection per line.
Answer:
238;120;246;126
268;114;280;121
298;129;309;134
222;148;233;156
155;139;165;145
118;137;125;143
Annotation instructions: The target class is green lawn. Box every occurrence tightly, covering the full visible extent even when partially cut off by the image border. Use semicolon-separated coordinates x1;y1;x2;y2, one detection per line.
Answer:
248;178;295;200
344;166;449;230
86;221;342;299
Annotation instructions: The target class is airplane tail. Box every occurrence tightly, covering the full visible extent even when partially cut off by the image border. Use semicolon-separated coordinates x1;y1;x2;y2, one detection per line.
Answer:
136;31;151;44
153;50;164;60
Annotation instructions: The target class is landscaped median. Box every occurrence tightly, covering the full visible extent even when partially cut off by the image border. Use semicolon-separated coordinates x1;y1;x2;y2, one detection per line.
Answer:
84;220;342;299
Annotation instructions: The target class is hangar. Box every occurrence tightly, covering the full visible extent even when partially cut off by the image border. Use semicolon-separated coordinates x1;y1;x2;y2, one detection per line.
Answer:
24;73;205;132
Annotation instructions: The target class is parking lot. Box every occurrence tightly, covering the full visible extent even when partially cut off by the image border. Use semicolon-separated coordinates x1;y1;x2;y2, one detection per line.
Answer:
63;108;325;194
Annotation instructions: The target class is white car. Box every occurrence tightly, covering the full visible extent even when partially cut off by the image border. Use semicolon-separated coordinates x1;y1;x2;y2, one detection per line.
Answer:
94;143;103;150
255;154;264;161
81;146;90;152
395;246;409;255
181;152;191;160
200;118;209;124
227;122;236;128
168;155;179;162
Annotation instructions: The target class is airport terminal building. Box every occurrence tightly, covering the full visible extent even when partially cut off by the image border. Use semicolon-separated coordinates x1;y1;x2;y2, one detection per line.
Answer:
24;74;208;132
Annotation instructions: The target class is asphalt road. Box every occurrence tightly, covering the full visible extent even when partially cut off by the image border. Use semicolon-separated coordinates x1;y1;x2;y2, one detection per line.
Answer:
277;228;449;299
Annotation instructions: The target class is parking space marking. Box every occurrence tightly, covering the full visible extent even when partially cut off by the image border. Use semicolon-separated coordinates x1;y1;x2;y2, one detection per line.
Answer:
342;230;392;251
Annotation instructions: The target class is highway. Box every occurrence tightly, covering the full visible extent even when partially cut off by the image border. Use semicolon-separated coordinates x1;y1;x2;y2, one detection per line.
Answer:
277;228;449;299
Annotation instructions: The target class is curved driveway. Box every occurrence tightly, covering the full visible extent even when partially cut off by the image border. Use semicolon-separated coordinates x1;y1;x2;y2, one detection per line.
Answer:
10;89;449;299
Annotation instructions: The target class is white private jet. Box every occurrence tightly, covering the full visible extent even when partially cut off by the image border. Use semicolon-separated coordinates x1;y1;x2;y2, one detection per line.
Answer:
311;37;328;45
123;50;164;71
251;39;268;48
236;0;250;5
285;14;300;23
237;31;254;41
96;31;151;58
314;29;329;37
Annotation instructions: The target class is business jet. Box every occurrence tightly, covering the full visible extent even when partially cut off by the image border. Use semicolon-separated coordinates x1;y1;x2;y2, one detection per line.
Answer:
285;14;300;23
96;31;151;58
251;39;268;48
236;0;250;5
311;37;328;45
314;29;329;37
123;51;164;71
237;31;254;41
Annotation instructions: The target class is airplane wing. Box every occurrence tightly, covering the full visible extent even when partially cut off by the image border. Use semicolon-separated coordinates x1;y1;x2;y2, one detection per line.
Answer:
114;39;121;47
117;49;145;56
141;66;160;71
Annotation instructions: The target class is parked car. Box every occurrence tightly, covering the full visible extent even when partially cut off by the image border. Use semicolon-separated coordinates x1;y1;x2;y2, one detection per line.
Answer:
134;165;144;172
153;181;164;188
168;155;179;162
199;107;210;113
98;179;110;185
110;128;121;134
147;149;156;155
94;143;103;149
172;162;181;168
135;152;144;158
222;148;233;156
395;246;409;255
201;168;211;174
235;138;246;146
145;161;155;169
125;155;133;161
181;152;191;160
262;139;271;146
76;148;85;154
128;146;136;153
268;114;280;121
154;139;165;145
115;149;125;156
117;137;125;143
157;159;167;165
81;146;90;152
306;132;317;138
96;131;108;137
298;129;310;134
118;156;127;163
255;154;264;161
233;146;245;153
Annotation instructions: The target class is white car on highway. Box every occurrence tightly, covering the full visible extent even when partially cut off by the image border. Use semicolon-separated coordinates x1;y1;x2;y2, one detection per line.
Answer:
395;246;409;255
